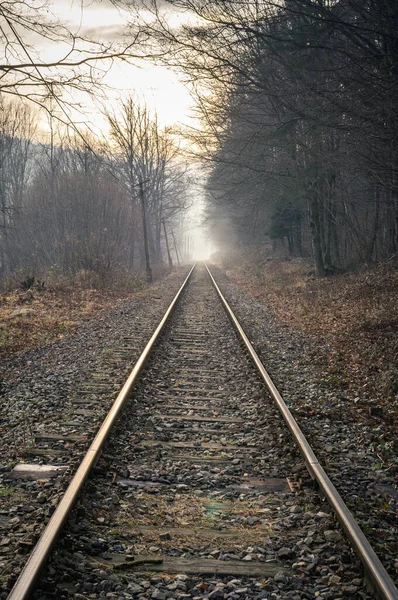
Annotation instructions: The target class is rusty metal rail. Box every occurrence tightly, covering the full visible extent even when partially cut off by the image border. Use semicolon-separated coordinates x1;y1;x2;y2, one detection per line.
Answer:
7;264;196;600
205;263;398;600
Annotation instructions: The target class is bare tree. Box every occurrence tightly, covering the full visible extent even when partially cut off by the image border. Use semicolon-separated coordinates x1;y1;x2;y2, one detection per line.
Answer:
0;0;156;131
106;95;189;279
127;0;398;274
5;130;133;280
0;96;36;274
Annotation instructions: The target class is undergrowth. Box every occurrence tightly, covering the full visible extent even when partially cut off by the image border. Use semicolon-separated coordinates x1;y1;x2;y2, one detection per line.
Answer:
0;265;172;358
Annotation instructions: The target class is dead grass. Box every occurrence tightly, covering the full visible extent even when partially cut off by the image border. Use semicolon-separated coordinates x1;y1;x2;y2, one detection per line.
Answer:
0;288;126;359
223;249;398;414
0;266;162;359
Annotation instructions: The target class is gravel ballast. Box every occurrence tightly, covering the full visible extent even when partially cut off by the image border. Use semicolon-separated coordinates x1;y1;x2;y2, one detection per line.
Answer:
31;266;380;599
1;263;396;599
0;269;191;598
210;266;398;585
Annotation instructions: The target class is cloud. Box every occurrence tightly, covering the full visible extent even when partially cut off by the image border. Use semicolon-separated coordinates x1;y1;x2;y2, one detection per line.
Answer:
81;23;127;41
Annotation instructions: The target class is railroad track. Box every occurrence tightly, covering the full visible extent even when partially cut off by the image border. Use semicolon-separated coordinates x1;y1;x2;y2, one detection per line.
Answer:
4;264;398;600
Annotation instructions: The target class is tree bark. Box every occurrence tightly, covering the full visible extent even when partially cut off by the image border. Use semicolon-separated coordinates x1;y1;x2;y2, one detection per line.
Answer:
162;218;173;268
309;194;326;276
139;180;153;283
171;229;181;267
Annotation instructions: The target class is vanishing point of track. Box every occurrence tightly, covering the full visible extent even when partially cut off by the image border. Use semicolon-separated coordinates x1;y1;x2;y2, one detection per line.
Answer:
6;264;398;600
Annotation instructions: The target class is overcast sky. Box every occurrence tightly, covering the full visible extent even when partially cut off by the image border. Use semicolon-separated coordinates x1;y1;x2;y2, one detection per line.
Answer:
34;0;194;133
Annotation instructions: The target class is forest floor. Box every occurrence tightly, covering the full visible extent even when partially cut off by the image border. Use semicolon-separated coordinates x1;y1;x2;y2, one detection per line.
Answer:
0;269;165;359
221;249;398;421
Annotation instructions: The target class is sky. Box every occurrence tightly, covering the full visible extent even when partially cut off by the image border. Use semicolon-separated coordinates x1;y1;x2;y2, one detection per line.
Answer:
40;0;195;132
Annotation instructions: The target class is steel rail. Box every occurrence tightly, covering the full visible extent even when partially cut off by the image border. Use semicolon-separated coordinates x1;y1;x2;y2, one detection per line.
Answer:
205;263;398;600
8;264;196;600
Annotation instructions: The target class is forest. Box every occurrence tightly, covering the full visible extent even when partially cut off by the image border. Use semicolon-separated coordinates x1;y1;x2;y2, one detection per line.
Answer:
0;2;191;288
1;0;398;281
1;4;398;599
137;0;398;275
0;96;189;286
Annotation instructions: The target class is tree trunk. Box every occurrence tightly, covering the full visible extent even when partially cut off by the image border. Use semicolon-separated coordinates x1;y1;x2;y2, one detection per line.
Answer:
365;184;380;263
171;229;181;267
309;194;326;276
139;180;153;283
162;218;173;268
294;211;303;256
154;219;162;263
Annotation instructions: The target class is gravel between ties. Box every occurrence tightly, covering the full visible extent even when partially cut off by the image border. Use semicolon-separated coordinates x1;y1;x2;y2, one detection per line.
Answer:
0;268;191;598
209;266;398;585
33;265;376;600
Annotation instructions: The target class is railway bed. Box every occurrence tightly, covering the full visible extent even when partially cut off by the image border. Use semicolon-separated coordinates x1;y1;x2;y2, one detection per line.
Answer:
3;265;398;600
0;270;191;599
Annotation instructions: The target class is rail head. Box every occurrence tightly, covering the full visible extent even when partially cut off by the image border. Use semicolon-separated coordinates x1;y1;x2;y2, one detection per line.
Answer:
204;262;398;600
7;263;196;600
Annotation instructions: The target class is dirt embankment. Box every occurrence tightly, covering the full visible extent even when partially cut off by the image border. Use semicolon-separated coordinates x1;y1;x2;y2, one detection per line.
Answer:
221;250;398;421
